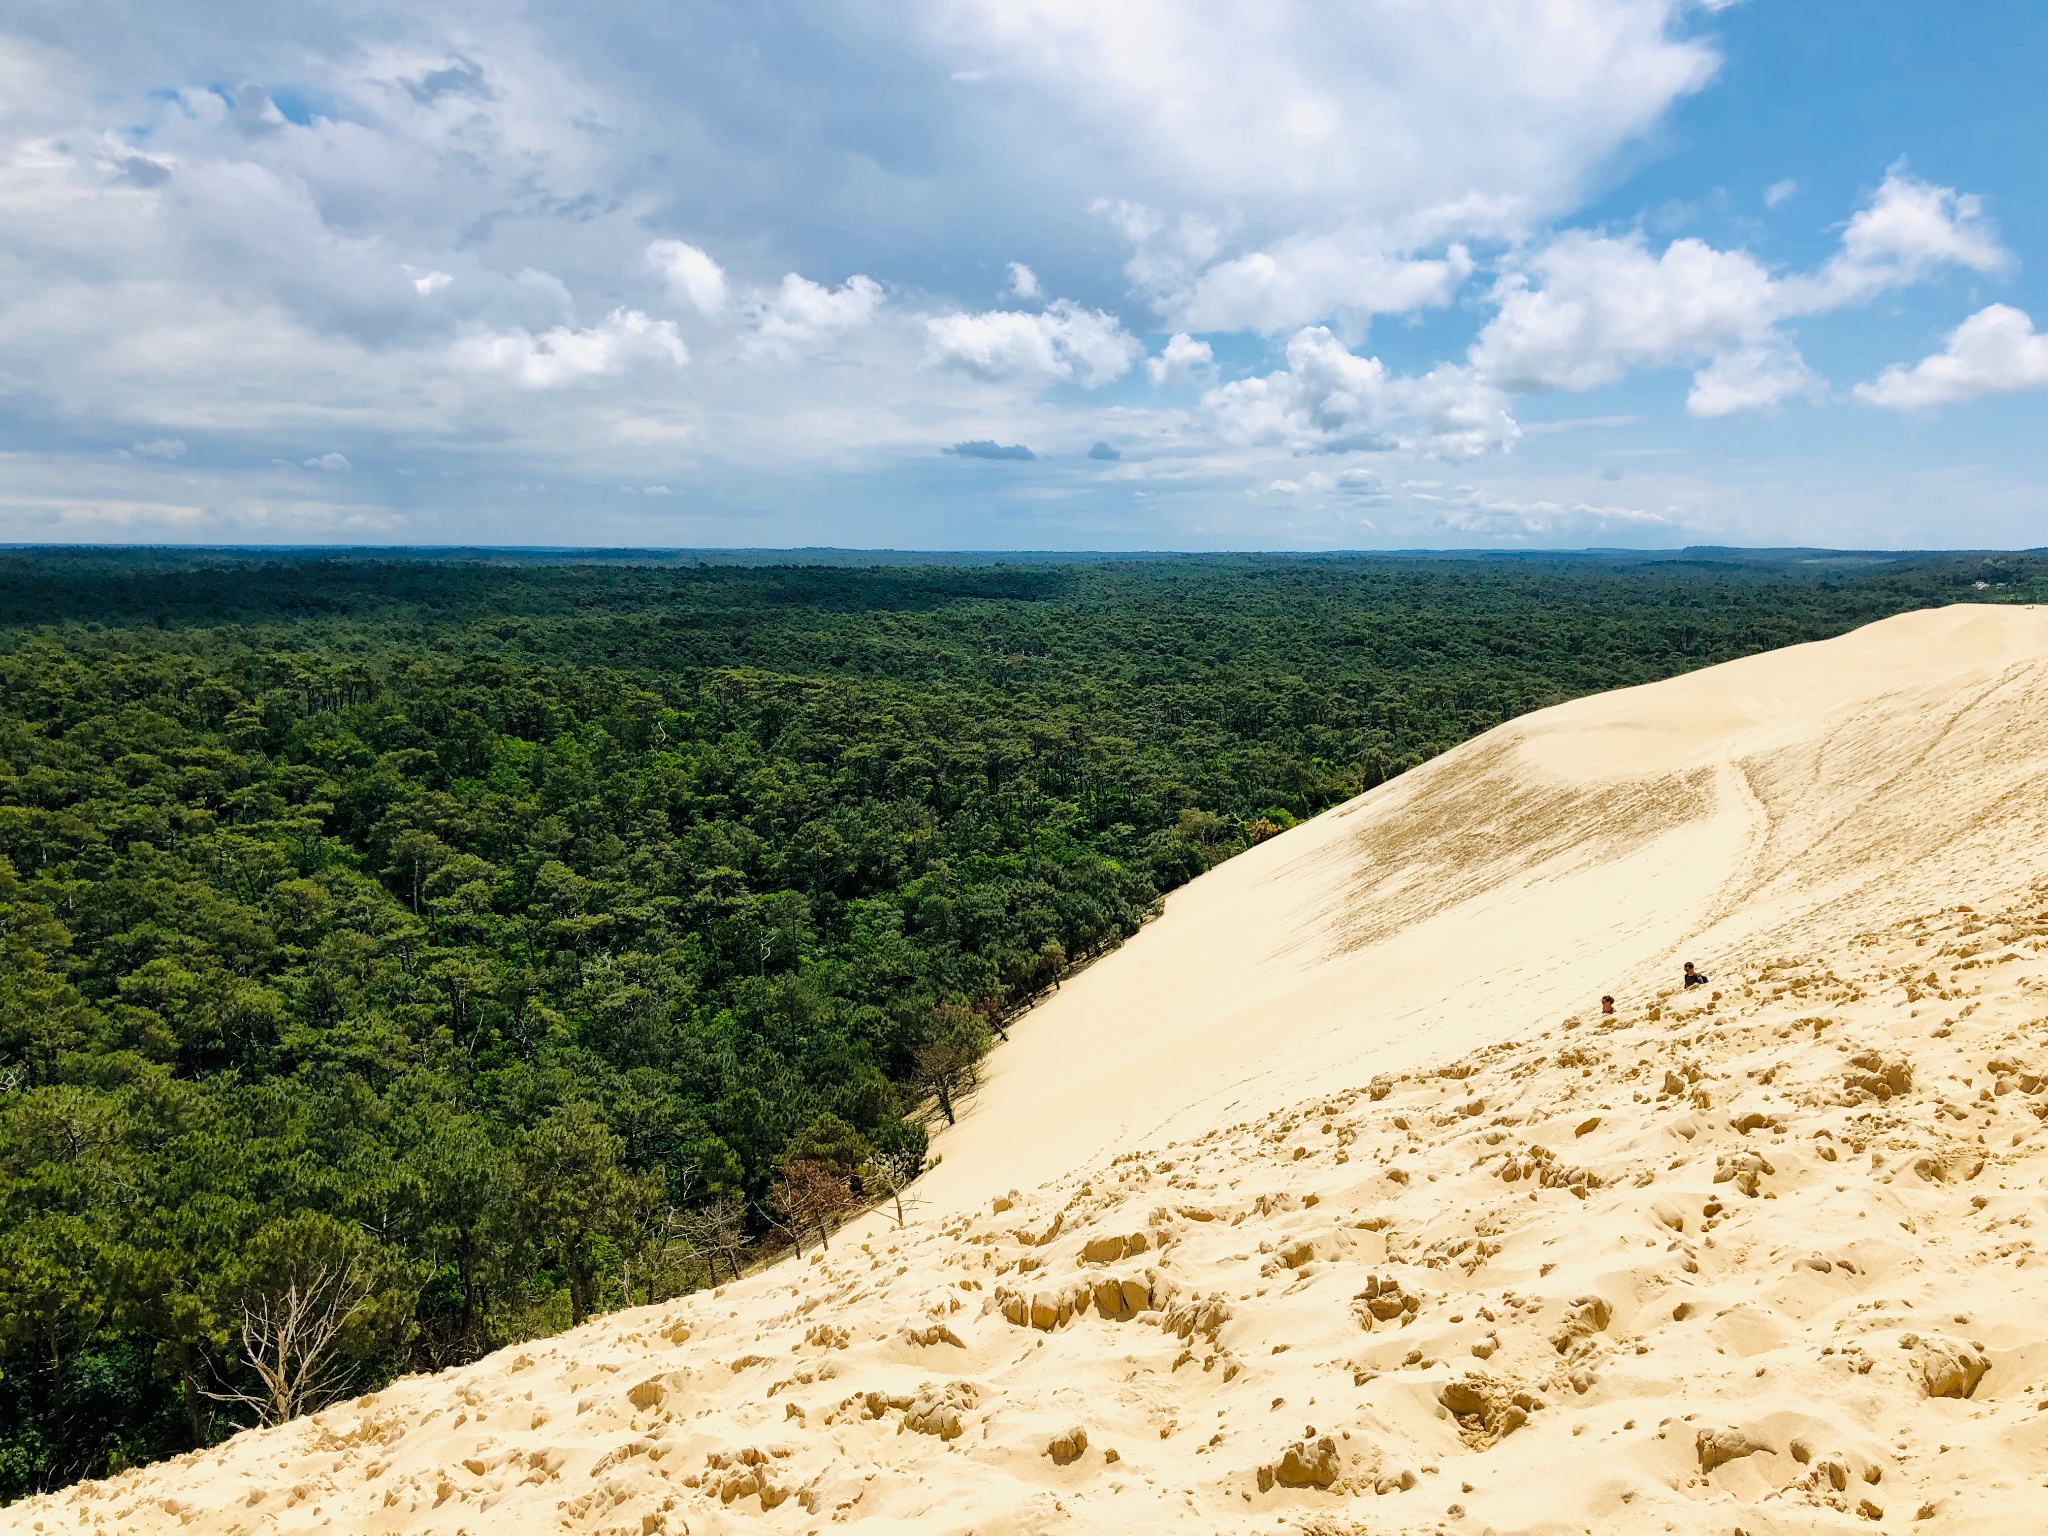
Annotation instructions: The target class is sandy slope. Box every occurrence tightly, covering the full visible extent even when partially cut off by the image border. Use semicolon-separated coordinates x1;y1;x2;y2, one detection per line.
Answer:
18;602;2048;1536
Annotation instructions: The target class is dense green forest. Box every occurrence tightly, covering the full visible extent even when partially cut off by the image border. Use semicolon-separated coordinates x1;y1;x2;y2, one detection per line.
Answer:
1;546;2042;1495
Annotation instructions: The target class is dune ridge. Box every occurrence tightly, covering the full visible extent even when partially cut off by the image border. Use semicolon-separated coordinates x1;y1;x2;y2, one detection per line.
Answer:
15;603;2048;1536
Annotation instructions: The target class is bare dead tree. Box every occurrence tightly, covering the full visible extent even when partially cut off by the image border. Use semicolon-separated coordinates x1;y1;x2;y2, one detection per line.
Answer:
705;1192;751;1279
671;1193;750;1284
767;1159;854;1254
661;1207;707;1285
205;1264;372;1427
862;1146;926;1229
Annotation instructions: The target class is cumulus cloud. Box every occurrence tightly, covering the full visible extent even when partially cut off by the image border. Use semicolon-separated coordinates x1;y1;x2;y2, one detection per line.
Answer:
454;308;688;387
1147;332;1214;387
402;265;453;296
129;438;187;459
1161;234;1474;334
934;1;1726;345
647;241;729;316
1102;195;1511;335
1470;170;2009;416
1685;343;1818;418
1087;440;1120;461
1206;326;1519;458
748;273;883;346
1472;231;1781;393
1006;262;1041;299
928;1;1720;225
303;452;351;470
926;299;1140;387
943;440;1035;460
1855;305;2048;411
1798;170;2010;307
1093;200;1227;299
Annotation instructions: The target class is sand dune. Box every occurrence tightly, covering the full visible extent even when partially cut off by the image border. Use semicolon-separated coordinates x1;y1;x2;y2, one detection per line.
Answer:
17;602;2048;1535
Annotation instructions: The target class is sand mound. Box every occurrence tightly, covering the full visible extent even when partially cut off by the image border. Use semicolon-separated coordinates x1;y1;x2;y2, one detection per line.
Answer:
18;603;2048;1536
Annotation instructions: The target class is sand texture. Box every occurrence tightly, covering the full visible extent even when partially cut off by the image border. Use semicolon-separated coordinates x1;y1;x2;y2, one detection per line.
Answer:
17;602;2048;1536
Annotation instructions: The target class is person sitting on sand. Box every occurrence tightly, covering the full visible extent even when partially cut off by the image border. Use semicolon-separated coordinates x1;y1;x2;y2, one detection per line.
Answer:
1682;962;1709;988
1600;995;1615;1015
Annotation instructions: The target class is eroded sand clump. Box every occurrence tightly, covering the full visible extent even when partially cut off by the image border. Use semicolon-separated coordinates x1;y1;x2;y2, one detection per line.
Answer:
15;605;2048;1535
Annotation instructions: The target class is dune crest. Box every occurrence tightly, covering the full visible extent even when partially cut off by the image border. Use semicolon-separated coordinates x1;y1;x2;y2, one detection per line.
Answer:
17;603;2048;1535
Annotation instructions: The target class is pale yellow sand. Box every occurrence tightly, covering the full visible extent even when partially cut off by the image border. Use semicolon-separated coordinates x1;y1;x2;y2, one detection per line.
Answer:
18;602;2048;1536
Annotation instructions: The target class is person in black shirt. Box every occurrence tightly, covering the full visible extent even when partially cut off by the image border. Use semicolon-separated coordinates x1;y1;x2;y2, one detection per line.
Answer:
1682;962;1709;988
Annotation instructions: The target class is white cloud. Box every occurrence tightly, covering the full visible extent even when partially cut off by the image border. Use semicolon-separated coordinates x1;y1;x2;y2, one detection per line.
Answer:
1330;469;1390;499
1763;178;1797;209
749;273;883;345
613;416;695;444
129;438;187;459
1470;171;2012;416
1102;195;1516;336
1793;169;2011;308
926;298;1140;387
1166;235;1474;334
1855;305;2048;411
929;1;1720;225
1093;200;1228;298
1265;466;1389;500
934;3;1730;342
1472;231;1779;393
454;308;688;387
304;451;351;470
1006;261;1041;299
402;265;453;296
1425;488;1672;538
1146;332;1214;386
1205;326;1519;458
1684;343;1818;417
647;240;728;316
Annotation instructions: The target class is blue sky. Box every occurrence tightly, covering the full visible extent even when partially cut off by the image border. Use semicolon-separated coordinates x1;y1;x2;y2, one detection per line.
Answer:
0;0;2040;549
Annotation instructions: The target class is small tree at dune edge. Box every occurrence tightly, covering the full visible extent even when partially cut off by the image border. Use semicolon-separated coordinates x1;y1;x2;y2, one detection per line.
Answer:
913;1004;993;1126
863;1145;927;1228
